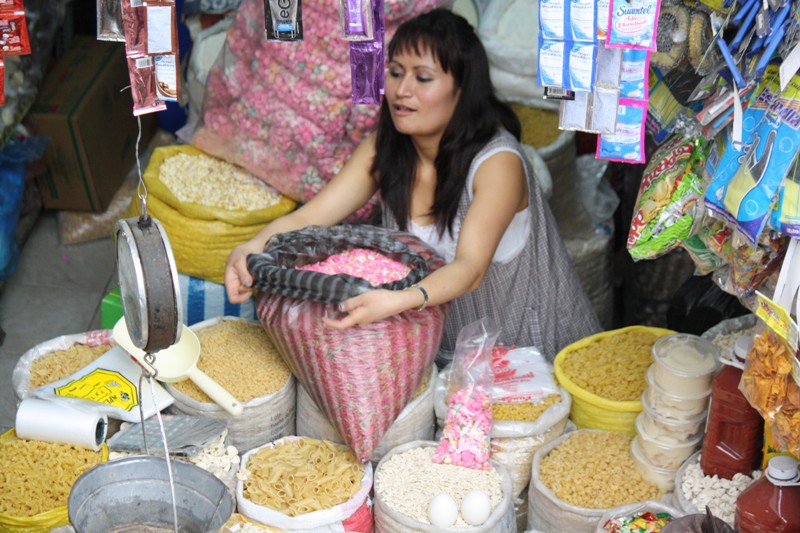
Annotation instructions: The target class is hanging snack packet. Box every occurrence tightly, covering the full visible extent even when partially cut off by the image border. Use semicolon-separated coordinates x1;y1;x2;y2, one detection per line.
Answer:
705;65;800;245
121;0;146;57
596;99;648;163
97;0;125;42
627;135;709;260
127;56;167;116
339;0;373;41
681;216;731;274
433;318;499;471
606;0;661;50
0;9;30;56
264;0;303;41
724;232;787;298
349;0;383;104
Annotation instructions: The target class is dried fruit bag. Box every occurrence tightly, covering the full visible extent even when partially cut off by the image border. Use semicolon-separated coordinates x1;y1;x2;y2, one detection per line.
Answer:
627;135;709;260
249;225;448;462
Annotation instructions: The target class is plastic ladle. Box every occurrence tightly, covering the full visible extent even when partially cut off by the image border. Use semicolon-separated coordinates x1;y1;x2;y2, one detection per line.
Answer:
113;317;243;416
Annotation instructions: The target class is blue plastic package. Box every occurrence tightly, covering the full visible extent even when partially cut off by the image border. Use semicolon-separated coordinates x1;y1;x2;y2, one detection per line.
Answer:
596;99;647;163
705;65;800;244
0;136;49;282
538;40;567;88
620;48;650;99
539;0;568;41
570;0;597;42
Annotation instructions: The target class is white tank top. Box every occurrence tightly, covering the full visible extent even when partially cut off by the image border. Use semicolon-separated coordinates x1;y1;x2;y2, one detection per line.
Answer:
408;147;530;264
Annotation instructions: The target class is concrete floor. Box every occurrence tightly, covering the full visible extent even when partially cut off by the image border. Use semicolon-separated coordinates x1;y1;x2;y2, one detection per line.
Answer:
0;130;177;432
0;211;118;430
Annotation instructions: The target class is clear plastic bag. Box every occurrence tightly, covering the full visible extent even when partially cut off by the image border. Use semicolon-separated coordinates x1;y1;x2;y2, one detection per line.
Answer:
433;318;499;470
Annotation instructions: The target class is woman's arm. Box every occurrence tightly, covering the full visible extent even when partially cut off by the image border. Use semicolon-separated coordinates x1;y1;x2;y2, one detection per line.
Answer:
323;149;527;328
224;135;380;303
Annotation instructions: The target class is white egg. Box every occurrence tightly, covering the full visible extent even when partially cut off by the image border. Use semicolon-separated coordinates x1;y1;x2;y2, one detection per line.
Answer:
460;489;492;526
428;493;458;528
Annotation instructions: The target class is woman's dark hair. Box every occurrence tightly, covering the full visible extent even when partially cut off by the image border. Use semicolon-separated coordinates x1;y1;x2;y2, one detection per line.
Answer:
371;8;521;237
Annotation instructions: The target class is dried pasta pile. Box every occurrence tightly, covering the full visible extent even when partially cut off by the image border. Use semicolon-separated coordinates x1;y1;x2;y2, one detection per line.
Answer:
560;330;658;401
0;437;104;517
172;320;291;403
29;344;112;389
540;432;662;508
493;393;561;422
241;438;363;516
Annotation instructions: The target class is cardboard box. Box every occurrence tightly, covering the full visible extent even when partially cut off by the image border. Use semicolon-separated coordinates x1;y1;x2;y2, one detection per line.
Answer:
29;36;157;212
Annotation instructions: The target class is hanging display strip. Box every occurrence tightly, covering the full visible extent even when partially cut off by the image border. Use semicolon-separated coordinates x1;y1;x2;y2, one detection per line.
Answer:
120;0;181;116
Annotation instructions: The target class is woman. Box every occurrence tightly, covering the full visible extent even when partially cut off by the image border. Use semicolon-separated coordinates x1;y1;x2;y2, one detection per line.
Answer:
225;8;600;361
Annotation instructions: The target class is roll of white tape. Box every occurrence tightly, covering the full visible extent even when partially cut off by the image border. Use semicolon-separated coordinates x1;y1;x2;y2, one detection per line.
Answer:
15;398;107;451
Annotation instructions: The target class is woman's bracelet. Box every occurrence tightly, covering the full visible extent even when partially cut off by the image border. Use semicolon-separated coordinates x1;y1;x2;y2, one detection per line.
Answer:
410;284;429;311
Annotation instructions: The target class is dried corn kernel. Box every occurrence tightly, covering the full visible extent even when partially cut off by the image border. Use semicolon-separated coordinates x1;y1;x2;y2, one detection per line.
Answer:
159;153;282;210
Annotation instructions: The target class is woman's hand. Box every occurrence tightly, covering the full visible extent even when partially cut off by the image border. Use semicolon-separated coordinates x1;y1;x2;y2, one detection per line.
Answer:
322;288;423;329
224;238;264;303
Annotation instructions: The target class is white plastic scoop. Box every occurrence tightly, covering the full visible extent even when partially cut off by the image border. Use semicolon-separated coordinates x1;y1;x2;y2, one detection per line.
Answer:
113;317;243;416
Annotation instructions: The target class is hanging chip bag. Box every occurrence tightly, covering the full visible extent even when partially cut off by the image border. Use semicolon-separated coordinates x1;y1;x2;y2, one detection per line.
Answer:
248;224;448;462
627;134;709;260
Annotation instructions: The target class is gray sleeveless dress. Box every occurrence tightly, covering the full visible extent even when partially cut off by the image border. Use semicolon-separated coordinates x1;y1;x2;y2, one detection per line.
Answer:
383;129;601;362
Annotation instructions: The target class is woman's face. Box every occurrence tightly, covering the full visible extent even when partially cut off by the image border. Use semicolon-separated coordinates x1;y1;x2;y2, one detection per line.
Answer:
385;47;460;140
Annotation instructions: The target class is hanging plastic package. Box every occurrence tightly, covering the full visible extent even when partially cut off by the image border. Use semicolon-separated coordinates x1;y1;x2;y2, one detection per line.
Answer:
127;55;167;116
121;0;147;57
97;0;125;42
681;216;731;275
708;231;788;300
620;48;650;100
339;0;373;41
626;134;710;260
0;7;31;56
596;98;648;163
349;0;384;104
0;136;48;282
770;156;800;238
248;225;448;462
705;66;800;245
605;0;660;50
265;0;303;41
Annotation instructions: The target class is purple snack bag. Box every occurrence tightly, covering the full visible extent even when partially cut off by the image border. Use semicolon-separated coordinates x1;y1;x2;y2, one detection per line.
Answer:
349;0;384;104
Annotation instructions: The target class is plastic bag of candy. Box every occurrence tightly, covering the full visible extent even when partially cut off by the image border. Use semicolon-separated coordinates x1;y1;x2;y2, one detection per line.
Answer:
433;318;500;470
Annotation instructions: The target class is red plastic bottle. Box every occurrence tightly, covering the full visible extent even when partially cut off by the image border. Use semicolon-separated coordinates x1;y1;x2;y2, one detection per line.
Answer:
700;335;764;479
735;455;800;533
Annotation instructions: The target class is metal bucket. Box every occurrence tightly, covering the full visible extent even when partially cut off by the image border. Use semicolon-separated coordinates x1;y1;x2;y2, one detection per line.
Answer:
68;456;234;533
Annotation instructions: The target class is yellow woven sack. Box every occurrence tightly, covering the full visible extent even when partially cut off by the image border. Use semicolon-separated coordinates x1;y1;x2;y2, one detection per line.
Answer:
126;145;297;284
554;326;674;436
0;429;109;533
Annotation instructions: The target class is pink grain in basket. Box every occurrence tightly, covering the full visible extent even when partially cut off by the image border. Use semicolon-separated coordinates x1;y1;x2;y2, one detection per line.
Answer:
296;248;412;285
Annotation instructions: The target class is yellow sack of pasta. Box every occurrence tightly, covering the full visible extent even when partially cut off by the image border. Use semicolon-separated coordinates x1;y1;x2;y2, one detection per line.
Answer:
125;145;297;284
0;429;109;533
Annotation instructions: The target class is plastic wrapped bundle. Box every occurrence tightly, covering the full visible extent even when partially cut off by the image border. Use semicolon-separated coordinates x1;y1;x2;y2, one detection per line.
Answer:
250;225;448;462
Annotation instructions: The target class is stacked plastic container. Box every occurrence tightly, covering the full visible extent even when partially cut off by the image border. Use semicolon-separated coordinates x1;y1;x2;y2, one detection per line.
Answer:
631;333;720;491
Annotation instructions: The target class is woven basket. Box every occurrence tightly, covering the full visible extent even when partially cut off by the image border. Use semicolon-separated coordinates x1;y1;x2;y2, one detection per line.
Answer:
554;326;674;436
